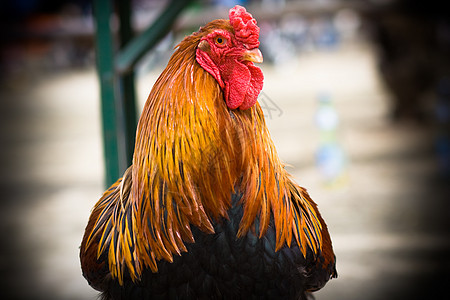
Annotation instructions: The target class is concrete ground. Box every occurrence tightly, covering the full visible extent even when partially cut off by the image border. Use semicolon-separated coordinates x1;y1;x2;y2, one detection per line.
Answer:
1;42;449;300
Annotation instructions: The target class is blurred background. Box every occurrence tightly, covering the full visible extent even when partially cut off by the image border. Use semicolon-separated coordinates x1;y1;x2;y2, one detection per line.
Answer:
1;0;449;299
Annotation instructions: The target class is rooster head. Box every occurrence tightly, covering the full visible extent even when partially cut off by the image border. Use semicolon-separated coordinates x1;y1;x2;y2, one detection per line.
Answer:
196;5;264;110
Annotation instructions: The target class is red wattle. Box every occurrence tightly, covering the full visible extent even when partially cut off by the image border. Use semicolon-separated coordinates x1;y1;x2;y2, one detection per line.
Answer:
239;63;264;110
196;46;264;110
224;61;251;109
224;60;264;110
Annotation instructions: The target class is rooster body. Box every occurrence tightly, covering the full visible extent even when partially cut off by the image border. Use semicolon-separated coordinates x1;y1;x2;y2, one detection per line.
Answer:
81;6;336;299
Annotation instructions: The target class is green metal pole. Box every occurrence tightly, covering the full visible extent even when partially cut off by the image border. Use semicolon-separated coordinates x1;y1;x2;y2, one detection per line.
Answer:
93;0;121;187
117;0;138;167
93;0;192;187
115;0;192;74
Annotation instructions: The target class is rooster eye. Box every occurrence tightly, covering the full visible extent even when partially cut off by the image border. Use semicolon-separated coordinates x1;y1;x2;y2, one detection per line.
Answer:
215;36;227;46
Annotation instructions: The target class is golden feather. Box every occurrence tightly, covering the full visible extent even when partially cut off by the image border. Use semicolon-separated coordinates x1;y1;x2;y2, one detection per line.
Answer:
82;20;326;285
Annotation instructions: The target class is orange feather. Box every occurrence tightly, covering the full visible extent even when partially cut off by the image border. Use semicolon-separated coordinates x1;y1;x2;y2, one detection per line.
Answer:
81;19;330;286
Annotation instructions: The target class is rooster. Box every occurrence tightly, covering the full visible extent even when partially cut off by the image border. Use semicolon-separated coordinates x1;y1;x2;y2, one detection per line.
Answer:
80;5;337;299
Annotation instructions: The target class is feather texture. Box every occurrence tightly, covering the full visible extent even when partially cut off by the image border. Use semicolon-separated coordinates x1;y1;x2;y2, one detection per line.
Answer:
80;11;336;297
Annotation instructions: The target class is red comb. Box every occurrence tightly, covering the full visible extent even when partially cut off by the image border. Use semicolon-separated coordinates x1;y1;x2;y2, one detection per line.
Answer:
229;5;260;48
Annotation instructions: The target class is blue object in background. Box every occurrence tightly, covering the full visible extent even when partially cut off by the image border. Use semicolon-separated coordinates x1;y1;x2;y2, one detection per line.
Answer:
315;92;346;185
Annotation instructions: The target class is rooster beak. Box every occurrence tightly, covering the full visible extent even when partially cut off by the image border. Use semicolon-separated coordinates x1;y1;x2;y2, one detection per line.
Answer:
242;48;263;63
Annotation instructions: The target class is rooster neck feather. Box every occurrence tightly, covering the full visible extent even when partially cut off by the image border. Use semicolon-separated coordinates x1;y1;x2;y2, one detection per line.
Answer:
85;28;325;284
